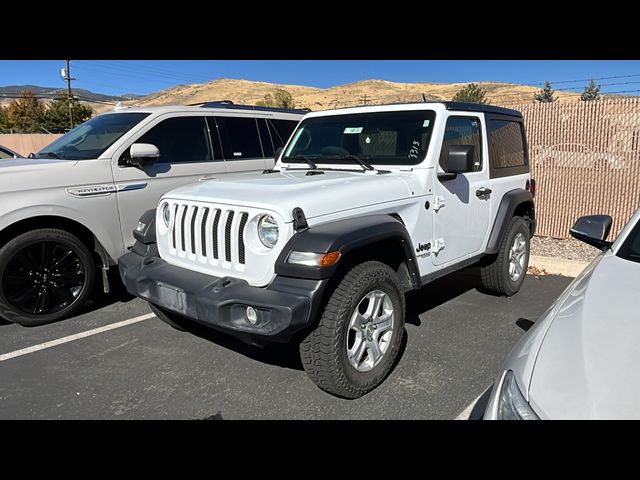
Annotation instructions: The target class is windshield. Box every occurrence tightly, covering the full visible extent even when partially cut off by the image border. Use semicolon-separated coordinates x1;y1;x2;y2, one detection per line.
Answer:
617;217;640;264
282;110;436;167
35;112;150;160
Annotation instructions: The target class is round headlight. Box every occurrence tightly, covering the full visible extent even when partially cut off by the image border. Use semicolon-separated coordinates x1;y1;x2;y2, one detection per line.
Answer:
162;203;171;227
257;215;279;248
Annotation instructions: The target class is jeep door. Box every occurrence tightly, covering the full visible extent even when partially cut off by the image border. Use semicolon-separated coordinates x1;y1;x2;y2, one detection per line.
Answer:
111;114;227;252
431;114;491;266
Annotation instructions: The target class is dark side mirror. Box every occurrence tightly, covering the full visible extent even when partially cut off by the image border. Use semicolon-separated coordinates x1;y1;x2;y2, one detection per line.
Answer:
445;145;475;173
570;215;613;250
128;143;160;168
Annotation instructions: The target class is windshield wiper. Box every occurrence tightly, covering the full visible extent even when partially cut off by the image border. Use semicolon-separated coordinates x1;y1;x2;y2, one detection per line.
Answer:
38;151;64;159
325;155;375;171
282;155;318;170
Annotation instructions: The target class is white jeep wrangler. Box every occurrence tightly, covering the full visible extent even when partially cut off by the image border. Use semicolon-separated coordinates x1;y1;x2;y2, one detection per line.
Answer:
119;101;536;398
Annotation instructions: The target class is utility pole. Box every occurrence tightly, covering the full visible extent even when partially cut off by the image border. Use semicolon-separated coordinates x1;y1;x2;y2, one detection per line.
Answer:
359;93;370;106
62;60;75;129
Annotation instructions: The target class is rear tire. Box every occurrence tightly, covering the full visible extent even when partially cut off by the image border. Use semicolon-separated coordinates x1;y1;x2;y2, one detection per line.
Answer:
299;261;405;399
480;216;530;296
0;229;96;326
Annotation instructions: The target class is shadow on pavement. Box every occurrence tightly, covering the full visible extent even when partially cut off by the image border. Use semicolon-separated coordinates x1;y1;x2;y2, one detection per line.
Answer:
467;386;494;420
178;320;306;371
405;267;483;326
178;268;480;373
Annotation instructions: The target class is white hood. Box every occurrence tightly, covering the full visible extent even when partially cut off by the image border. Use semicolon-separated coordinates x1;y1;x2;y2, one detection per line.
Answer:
528;253;640;419
162;170;414;222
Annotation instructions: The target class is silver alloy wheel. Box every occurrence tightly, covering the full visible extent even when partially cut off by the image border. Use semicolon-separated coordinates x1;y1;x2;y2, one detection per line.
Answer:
508;232;527;281
346;290;394;372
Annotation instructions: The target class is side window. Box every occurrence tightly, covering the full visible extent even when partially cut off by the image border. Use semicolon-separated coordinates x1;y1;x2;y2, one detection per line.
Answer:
267;119;298;150
0;148;12;159
215;116;264;160
257;119;274;157
135;116;213;164
439;117;482;172
488;120;526;168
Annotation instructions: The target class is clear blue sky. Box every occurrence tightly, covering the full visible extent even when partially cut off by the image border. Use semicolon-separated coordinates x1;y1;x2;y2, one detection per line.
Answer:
2;60;640;96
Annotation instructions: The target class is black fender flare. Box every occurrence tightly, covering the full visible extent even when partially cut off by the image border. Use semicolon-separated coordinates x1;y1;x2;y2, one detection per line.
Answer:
275;214;421;289
485;189;535;254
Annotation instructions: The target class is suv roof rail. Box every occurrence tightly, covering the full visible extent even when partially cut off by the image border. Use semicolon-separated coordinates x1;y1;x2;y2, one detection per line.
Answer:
188;100;235;106
191;100;310;115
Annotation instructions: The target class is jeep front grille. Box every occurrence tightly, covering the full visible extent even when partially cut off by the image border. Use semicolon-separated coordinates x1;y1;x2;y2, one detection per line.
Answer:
168;202;248;266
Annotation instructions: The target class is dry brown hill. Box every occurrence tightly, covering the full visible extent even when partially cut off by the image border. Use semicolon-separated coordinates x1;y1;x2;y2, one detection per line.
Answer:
93;78;583;113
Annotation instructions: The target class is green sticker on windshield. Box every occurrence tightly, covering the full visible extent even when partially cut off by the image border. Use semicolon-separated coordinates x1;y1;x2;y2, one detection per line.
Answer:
423;120;430;127
344;127;363;134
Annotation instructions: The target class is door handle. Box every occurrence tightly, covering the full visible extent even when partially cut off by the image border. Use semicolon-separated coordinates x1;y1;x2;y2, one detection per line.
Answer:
476;187;492;198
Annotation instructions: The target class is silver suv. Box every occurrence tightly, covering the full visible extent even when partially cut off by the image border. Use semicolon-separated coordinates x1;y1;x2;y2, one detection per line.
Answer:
0;102;305;326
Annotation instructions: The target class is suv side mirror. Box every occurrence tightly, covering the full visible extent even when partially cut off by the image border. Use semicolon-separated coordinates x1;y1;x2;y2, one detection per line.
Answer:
128;143;160;168
570;214;613;249
445;145;475;173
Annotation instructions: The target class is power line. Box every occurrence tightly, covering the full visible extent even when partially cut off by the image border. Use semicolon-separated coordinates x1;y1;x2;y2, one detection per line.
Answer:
76;61;212;85
528;73;640;87
93;60;215;83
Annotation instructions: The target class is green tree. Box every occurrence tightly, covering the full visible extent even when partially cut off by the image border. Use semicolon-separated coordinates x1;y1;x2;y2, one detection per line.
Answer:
534;81;557;103
0;106;10;133
256;89;296;108
6;90;45;132
452;83;487;104
43;93;94;132
256;93;274;107
580;79;601;101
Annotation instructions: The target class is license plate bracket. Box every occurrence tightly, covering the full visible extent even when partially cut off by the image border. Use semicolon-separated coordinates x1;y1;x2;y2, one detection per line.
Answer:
157;282;187;315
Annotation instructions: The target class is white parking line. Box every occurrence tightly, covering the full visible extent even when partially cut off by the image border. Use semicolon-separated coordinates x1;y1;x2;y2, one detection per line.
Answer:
0;313;155;363
454;388;489;420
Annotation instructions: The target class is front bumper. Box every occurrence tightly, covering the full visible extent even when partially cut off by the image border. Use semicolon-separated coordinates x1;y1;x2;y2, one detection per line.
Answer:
118;249;327;343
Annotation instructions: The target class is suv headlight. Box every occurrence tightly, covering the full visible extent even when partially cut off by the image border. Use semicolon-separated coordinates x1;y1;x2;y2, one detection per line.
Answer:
162;202;171;227
257;214;279;248
497;371;540;420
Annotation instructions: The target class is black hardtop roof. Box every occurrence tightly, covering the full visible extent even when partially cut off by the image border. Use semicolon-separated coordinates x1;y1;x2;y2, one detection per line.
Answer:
441;101;523;117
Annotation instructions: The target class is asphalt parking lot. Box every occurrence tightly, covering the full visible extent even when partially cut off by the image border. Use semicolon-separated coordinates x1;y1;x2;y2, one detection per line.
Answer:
0;270;572;419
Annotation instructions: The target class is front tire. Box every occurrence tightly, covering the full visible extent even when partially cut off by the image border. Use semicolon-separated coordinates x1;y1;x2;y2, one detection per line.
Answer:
0;229;96;326
480;216;530;296
299;261;405;399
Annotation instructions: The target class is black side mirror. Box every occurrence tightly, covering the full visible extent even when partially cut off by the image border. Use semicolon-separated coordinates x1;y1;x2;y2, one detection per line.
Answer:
128;143;160;168
570;215;613;250
445;145;475;173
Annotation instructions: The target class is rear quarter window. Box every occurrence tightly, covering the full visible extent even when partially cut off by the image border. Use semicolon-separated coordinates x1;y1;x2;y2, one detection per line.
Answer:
487;118;529;178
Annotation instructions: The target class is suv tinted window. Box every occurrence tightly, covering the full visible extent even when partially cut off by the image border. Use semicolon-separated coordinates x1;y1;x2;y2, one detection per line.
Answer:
215;116;263;160
268;119;298;150
439;117;482;171
257;119;274;157
135;116;213;164
489;120;526;168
